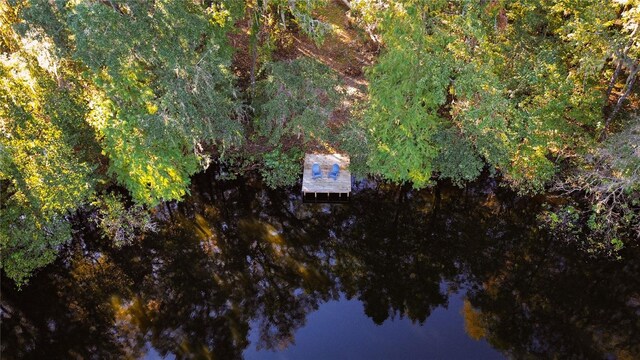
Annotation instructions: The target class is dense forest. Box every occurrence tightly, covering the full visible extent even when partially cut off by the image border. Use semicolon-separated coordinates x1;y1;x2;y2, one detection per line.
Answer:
1;0;639;285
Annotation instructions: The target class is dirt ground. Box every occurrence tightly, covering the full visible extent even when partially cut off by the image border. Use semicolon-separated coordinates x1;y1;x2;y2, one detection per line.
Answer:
227;0;378;138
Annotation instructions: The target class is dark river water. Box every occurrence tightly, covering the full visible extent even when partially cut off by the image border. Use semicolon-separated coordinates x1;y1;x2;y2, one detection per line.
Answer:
2;170;640;359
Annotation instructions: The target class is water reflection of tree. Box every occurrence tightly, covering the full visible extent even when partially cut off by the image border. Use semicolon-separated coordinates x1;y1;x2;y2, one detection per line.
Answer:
2;174;339;358
463;229;640;358
108;174;341;357
325;181;534;326
1;241;141;359
327;183;452;324
2;173;639;359
319;180;640;358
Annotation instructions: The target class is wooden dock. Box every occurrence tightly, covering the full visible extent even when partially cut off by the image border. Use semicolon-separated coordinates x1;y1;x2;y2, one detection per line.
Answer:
302;154;351;202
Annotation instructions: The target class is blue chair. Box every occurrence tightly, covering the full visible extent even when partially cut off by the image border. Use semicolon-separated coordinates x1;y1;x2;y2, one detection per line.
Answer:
328;163;339;180
312;163;322;179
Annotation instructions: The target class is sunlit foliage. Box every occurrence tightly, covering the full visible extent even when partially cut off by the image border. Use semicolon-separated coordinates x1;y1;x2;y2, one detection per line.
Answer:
1;5;97;284
1;0;242;283
354;0;630;192
28;0;243;205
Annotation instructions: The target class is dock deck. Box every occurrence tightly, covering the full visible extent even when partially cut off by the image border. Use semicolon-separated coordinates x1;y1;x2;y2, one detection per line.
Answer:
302;154;351;200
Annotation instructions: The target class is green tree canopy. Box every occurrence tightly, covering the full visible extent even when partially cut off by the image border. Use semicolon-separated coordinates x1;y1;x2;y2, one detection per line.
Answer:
22;0;243;205
1;0;243;284
354;0;628;192
1;2;97;284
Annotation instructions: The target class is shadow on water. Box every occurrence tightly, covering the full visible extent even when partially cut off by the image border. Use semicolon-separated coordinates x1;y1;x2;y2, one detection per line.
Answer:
2;169;640;359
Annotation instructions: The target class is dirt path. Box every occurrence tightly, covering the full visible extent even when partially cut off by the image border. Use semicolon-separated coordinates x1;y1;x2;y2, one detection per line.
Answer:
292;0;377;129
228;0;377;132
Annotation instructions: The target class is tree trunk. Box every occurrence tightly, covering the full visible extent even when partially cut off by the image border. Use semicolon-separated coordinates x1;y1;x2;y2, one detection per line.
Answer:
605;60;622;100
601;63;639;141
165;201;174;220
250;40;257;92
339;0;351;9
603;26;639;124
249;6;261;94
